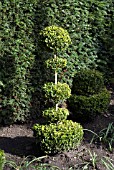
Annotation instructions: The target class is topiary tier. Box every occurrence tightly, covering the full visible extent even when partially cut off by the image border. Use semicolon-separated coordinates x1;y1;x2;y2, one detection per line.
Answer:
42;107;69;123
33;120;83;154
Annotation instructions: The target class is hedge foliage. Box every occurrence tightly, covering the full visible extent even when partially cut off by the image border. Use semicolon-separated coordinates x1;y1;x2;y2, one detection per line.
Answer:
0;0;36;124
68;88;111;121
33;120;83;154
0;0;113;124
72;69;105;96
36;0;114;85
68;69;111;122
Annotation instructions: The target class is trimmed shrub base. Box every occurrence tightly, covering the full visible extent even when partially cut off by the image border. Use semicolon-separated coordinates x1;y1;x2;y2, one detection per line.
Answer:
33;120;83;154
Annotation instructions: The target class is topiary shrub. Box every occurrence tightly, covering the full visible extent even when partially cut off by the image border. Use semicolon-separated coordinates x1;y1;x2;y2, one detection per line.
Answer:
33;120;83;154
42;107;69;123
33;25;83;154
72;69;105;96
68;88;111;121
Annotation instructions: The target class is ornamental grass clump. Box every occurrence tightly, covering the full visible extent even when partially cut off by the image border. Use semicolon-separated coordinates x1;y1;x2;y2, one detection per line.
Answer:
33;25;83;154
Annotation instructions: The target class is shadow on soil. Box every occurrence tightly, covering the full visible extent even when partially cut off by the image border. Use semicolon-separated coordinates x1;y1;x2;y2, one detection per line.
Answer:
0;136;36;157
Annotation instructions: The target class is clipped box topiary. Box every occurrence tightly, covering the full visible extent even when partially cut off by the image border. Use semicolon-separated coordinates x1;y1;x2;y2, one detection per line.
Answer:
72;69;105;96
33;25;83;154
39;25;72;53
68;88;111;122
33;120;83;154
43;82;71;104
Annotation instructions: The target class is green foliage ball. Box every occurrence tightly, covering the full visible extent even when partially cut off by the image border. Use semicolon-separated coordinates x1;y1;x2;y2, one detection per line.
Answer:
43;82;71;103
42;107;69;123
45;57;67;72
68;88;111;121
33;120;83;154
39;25;72;53
72;69;105;96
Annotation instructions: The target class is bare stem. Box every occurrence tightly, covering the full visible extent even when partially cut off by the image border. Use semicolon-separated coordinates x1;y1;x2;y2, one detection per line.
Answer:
54;54;58;111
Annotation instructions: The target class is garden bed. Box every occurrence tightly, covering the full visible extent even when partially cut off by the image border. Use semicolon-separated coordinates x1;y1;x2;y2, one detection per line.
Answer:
0;86;114;170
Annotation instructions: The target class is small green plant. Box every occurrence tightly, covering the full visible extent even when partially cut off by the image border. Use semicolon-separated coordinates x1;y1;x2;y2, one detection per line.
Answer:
34;164;61;170
0;149;6;170
33;120;83;154
6;155;47;170
88;150;98;169
101;156;114;170
93;123;114;152
0;81;4;93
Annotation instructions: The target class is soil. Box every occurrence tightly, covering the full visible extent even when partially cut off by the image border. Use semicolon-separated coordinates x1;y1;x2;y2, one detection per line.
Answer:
0;85;114;170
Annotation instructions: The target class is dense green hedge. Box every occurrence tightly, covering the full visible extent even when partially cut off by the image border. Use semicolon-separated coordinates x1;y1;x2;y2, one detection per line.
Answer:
68;69;111;122
0;0;113;124
68;88;111;122
0;0;36;124
35;0;114;85
72;69;104;96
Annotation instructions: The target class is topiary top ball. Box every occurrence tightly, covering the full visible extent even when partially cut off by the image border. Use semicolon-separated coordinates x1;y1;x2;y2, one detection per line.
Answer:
39;25;72;53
